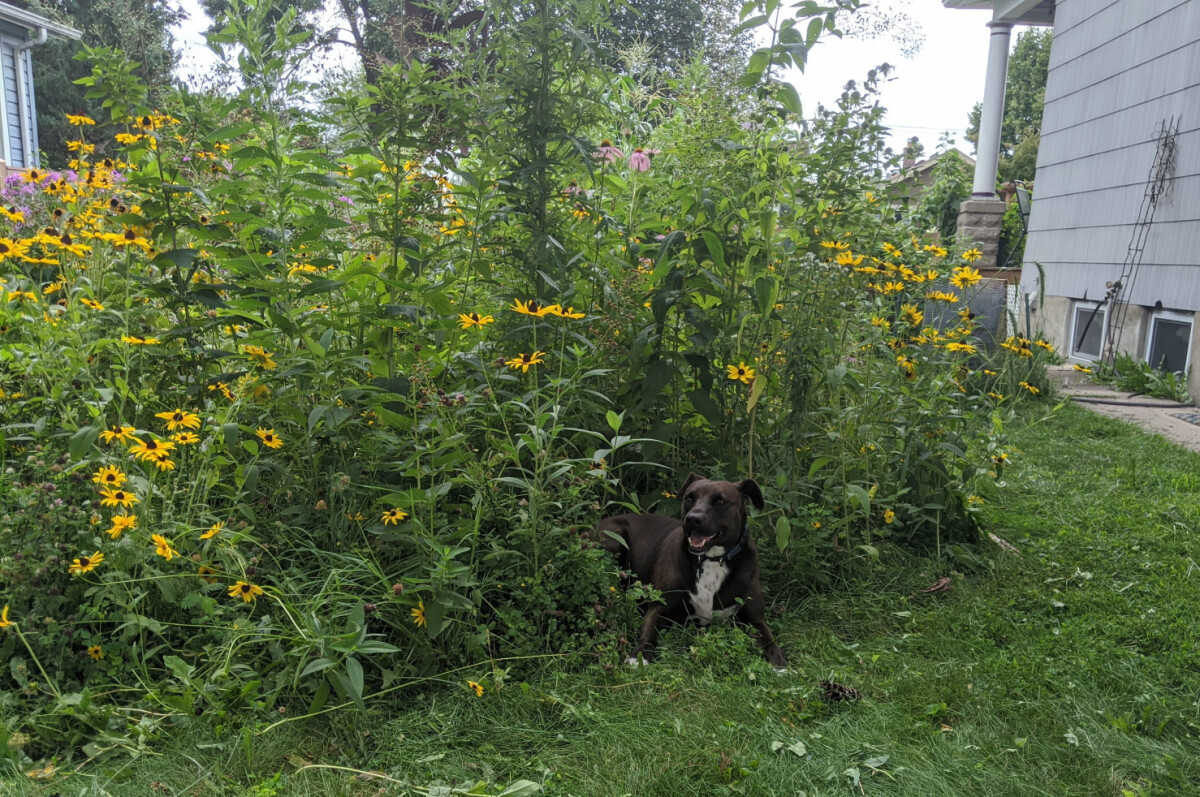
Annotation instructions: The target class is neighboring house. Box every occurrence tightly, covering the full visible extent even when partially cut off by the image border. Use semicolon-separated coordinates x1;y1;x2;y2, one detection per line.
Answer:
886;148;977;206
0;2;79;172
947;0;1200;397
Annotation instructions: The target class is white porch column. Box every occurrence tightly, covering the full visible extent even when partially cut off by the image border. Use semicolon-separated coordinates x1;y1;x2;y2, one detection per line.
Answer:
972;20;1014;197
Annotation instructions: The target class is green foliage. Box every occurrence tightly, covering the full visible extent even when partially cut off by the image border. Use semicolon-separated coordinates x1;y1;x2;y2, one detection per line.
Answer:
909;147;972;244
966;27;1052;184
0;0;1055;770
1095;353;1192;403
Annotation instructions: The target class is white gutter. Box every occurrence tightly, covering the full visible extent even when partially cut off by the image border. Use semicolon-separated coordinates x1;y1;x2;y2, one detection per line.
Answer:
13;26;48;168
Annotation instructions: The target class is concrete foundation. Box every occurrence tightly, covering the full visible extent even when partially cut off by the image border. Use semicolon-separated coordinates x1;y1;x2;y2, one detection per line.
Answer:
955;197;1007;271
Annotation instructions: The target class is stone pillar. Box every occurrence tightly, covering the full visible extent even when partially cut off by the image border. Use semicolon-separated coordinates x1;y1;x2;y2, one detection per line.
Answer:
956;197;1007;270
973;21;1014;197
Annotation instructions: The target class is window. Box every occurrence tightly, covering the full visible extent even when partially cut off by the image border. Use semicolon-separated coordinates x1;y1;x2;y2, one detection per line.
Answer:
1146;310;1193;374
1070;302;1105;360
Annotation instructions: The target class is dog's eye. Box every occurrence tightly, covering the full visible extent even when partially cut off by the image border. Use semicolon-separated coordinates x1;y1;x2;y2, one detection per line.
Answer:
684;495;694;504
712;496;724;506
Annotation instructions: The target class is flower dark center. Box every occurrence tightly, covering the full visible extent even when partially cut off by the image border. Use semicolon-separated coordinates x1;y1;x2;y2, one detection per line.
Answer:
80;557;91;567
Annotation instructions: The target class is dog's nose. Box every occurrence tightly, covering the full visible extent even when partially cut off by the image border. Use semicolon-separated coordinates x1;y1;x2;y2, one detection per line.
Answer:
684;512;704;530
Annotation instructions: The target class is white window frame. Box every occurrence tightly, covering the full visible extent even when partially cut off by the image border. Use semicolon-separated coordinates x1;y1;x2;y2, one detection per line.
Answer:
1069;300;1106;361
1144;308;1193;375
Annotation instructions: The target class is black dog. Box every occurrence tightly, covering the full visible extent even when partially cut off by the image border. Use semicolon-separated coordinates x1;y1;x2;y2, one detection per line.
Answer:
594;473;786;667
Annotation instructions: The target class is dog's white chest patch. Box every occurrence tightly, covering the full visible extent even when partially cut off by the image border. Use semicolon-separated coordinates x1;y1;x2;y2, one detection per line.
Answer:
688;558;730;626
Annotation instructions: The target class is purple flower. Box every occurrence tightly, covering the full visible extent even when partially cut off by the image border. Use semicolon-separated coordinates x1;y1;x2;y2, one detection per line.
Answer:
628;147;659;172
336;195;355;205
593;139;624;164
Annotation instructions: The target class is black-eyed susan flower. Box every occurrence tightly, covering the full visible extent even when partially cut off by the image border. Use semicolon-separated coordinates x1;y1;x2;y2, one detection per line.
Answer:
508;299;555;318
129;437;175;461
926;290;958;303
99;425;137;444
961;248;983;263
228;581;264;603
255;428;283;449
242;344;277;370
149;451;176;471
880;281;905;294
870;315;890;329
171;431;200;445
69;550;104;574
991;451;1009;465
547;306;586;319
1073;364;1093;374
835;251;865;267
819;240;849;251
152;534;178;561
99;487;138;508
80;297;105;310
154;408;201;431
87;644;104;660
198;565;218;583
505;351;545;373
896;355;917;379
92;465;126;487
900;303;924;326
725;362;755;384
411;600;427;627
945;342;977;354
1035;340;1055;352
467;680;484;697
457;312;495;329
883;509;896;524
950;266;982;289
1019;381;1040;395
121;334;160;345
382;508;409;525
106;513;137;539
67;113;96;126
200;521;223;540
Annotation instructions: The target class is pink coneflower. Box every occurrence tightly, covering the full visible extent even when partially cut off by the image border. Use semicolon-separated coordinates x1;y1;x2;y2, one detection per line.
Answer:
593;139;624;164
629;148;651;172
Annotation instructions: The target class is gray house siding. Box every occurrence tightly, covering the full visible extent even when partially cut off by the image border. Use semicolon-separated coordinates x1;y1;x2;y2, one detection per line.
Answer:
1021;0;1200;389
0;19;37;169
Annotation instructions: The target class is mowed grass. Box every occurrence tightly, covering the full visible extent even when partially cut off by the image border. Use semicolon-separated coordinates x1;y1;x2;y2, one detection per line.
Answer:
9;404;1200;796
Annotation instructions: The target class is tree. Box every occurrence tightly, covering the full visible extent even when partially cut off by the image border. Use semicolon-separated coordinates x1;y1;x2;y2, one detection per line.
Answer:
966;27;1051;184
27;0;182;166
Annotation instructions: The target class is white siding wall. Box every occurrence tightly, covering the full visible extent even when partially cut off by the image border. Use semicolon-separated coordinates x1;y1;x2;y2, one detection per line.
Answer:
1021;0;1200;311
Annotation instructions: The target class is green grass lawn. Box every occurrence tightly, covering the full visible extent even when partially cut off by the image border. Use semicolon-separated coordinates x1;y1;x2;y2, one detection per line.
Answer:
9;404;1200;796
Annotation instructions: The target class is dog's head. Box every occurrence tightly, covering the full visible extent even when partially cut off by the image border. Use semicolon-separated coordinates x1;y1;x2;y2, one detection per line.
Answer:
677;472;764;555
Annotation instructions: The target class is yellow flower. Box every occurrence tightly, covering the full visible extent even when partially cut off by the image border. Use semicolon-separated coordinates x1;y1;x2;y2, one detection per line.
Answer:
382;508;409;525
508;299;555;318
506;351;546;373
129;437;175;461
411;600;427;627
121;334;160;345
870;315;891;329
725;362;755;384
949;266;982;289
99;487;138;508
99;425;137;444
991;451;1009;465
67;139;96;154
1073;364;1093;374
255;428;283;449
900;303;924;326
945;342;977;354
154;408;201;431
198;565;218;583
200;521;224;539
926;290;959;303
92;465;126;487
819;240;849;251
87;644;104;660
881;242;901;258
66;113;96;125
171;431;200;445
835;251;865;267
547;305;586;319
0;604;12;628
149;451;176;471
467;680;484;697
988;392;1006;400
896;355;917;379
228;581;264;603
106;513;138;539
1019;381;1040;395
152;534;179;561
880;281;905;294
81;297;105;310
457;312;495;329
1035;340;1055;352
69;550;105;574
922;245;948;258
242;344;278;370
883;509;895;524
961;248;983;263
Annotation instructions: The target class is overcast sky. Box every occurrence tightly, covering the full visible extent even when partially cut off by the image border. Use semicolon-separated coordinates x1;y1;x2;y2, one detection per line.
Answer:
170;0;1016;158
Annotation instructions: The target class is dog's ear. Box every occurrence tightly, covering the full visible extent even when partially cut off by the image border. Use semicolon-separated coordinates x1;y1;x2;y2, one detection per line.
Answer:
737;479;764;510
678;472;704;496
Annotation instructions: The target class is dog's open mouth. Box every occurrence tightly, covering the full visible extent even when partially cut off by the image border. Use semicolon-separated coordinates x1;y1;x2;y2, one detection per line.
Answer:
687;534;714;551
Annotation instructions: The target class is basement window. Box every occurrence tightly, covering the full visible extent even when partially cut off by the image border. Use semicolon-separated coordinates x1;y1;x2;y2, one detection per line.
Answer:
1070;301;1105;360
1145;310;1193;374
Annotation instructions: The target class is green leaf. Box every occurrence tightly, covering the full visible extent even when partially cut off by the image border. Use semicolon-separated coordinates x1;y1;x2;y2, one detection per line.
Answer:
69;426;100;460
747;372;767;412
775;83;802;115
345;656;364;709
497;781;542;796
425;600;446;639
700;231;727;269
846;484;871;514
775;517;792;553
605;410;623;433
687;389;723;426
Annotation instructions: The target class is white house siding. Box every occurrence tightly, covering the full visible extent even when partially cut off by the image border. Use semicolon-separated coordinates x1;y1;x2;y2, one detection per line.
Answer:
1021;0;1200;387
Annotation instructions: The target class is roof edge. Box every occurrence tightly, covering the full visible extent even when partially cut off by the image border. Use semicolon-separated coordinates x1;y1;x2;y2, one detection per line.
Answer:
0;2;82;40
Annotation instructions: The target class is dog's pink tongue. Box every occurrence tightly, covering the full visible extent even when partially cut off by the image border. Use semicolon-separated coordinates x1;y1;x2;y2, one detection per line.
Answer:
689;535;712;549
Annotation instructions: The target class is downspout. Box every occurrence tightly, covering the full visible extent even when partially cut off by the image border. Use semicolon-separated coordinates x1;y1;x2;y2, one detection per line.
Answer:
14;26;48;169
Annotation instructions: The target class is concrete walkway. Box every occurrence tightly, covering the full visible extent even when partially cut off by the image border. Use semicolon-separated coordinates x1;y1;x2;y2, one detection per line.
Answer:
1049;366;1200;454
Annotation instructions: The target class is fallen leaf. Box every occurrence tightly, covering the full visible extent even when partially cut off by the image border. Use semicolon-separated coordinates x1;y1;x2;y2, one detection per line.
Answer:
989;532;1020;555
920;576;952;593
